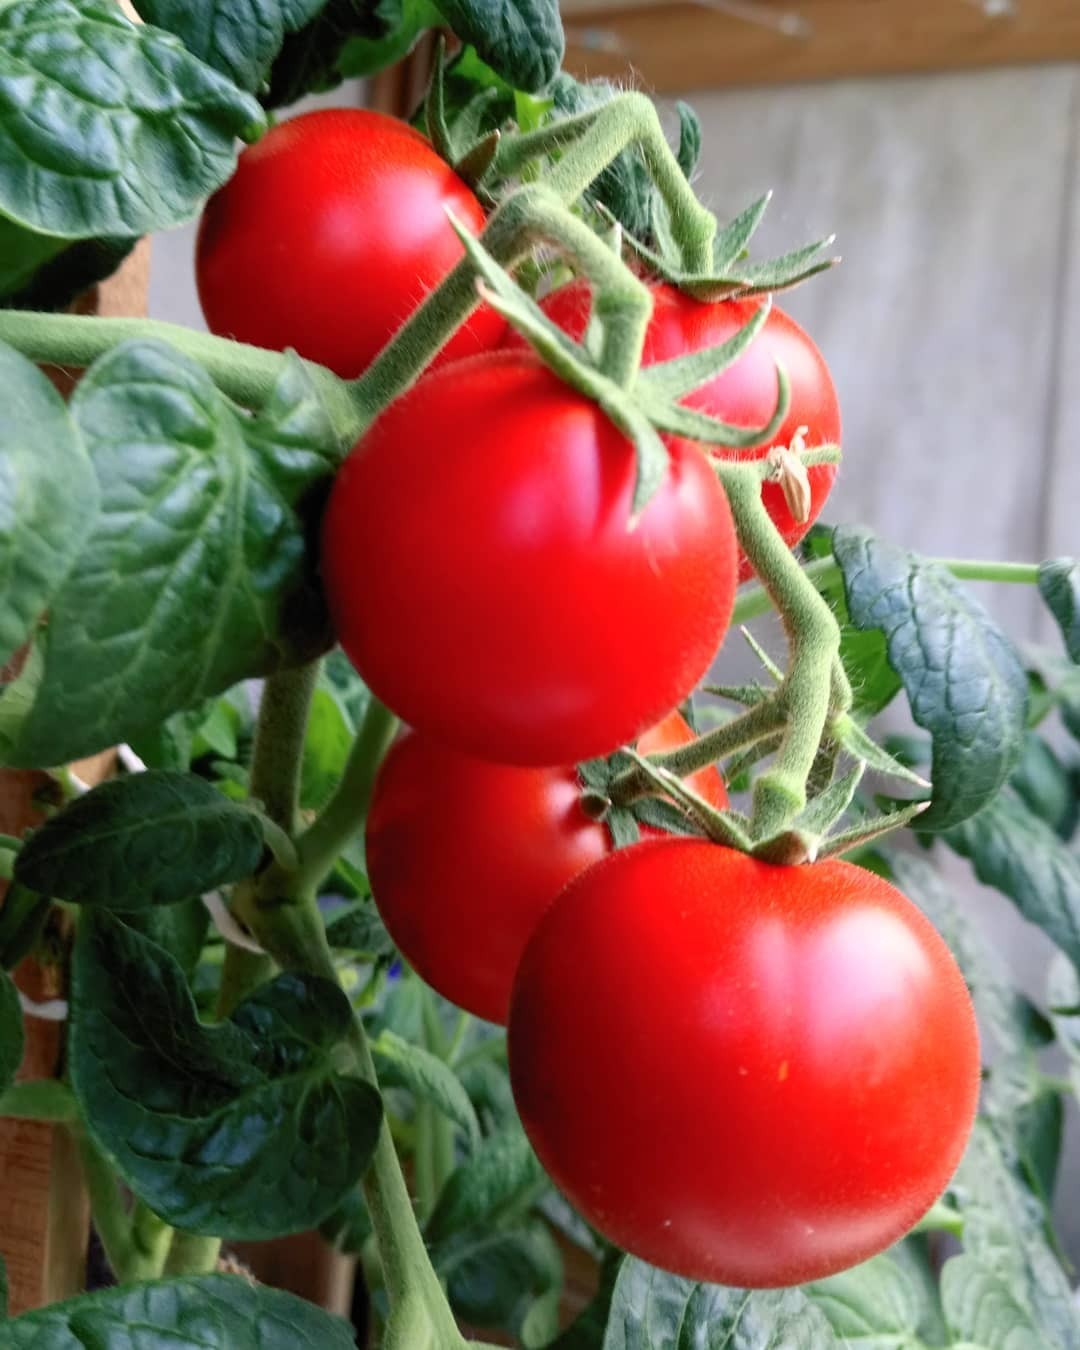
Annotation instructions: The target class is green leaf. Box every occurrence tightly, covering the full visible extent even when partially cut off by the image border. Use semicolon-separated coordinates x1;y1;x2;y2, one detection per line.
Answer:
325;901;393;958
427;1124;543;1241
0;216;68;302
1009;732;1077;841
371;1029;480;1146
15;771;265;908
1039;558;1080;663
833;527;1027;829
949;1120;1080;1348
602;1259;837;1349
0;0;264;239
301;685;353;811
126;897;211;982
264;0;395;108
0;1274;355;1347
1047;952;1080;1099
134;0;326;93
70;911;381;1239
806;1253;927;1349
943;790;1080;977
0;342;98;672
674;101;701;181
9;345;338;766
0;226;136;314
940;1256;1043;1350
432;0;563;92
319;1185;373;1255
890;851;1051;1055
0;970;24;1097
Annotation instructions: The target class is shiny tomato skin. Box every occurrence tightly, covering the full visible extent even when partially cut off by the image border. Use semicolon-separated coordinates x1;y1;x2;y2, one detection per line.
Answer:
195;109;505;378
365;715;727;1025
509;282;840;580
321;352;739;766
508;840;980;1287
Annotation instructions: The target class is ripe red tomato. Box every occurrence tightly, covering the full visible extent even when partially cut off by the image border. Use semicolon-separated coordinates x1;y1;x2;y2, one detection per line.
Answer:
507;282;840;581
509;840;980;1287
321;351;739;766
195;109;505;378
365;713;727;1025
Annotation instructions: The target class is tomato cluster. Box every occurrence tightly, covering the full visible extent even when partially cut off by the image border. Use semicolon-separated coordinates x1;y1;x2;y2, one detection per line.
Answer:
198;107;980;1291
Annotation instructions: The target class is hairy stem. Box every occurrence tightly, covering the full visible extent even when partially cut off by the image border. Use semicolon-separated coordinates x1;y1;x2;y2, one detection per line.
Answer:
608;696;785;804
0;312;361;441
294;696;398;892
718;467;841;839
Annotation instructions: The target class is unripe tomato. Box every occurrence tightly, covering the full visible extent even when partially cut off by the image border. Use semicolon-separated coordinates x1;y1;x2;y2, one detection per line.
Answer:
509;840;980;1287
507;282;840;581
195;108;506;377
322;352;739;766
365;712;727;1025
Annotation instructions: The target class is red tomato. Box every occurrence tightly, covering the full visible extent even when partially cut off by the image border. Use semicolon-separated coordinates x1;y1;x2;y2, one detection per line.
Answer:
195;109;505;378
365;715;727;1025
507;282;840;581
509;840;980;1287
321;351;739;766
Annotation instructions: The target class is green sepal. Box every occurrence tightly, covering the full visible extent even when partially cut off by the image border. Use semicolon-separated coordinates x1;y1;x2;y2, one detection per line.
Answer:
447;209;671;516
636;299;771;401
831;714;932;789
701;682;771;707
751;763;865;865
816;800;932;860
712;192;773;271
640;365;791;449
616;206;837;301
620;749;752;851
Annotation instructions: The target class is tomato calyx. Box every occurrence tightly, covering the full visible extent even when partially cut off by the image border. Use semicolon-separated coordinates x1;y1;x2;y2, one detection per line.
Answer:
451;203;809;516
601;192;839;304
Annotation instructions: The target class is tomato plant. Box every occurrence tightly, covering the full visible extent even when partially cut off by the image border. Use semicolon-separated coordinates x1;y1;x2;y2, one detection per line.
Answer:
508;839;981;1287
509;280;840;579
321;351;740;765
0;3;1076;1347
196;109;506;377
365;711;726;1024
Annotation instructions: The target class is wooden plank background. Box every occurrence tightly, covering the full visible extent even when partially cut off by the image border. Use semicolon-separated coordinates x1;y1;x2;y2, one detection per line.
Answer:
562;0;1080;92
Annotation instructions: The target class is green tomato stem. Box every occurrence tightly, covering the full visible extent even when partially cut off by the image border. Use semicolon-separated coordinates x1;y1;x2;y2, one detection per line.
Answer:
718;466;841;839
217;665;320;1019
226;682;464;1348
163;1230;222;1277
732;556;1044;626
78;1131;173;1284
294;695;399;894
0;311;362;443
496;93;717;272
608;695;785;804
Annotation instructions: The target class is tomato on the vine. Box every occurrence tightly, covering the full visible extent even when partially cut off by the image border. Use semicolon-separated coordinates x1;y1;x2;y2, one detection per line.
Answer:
365;712;727;1025
321;351;739;766
508;839;980;1287
195;109;506;378
508;281;840;580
